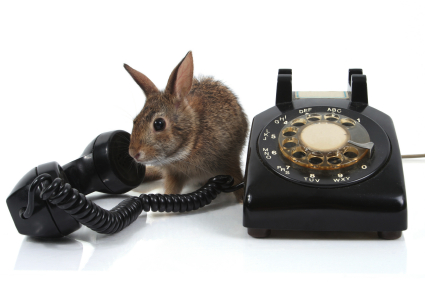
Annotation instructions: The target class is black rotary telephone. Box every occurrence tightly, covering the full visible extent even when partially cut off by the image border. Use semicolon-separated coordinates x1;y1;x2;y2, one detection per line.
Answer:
243;69;407;240
6;69;408;240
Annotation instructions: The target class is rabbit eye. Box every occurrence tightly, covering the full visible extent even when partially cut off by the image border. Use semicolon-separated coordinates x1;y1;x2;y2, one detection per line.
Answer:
153;118;166;131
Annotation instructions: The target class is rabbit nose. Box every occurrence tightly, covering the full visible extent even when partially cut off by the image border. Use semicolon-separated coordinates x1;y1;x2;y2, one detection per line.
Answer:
129;148;138;158
129;148;144;161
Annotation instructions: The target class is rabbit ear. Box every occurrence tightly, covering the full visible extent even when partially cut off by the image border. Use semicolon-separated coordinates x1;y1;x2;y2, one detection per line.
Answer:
124;64;159;96
165;51;193;99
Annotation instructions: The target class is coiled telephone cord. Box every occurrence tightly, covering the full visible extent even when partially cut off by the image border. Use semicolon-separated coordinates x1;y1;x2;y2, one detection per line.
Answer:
22;174;244;235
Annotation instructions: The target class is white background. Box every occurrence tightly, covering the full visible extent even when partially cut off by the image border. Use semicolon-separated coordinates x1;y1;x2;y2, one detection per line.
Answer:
1;0;424;281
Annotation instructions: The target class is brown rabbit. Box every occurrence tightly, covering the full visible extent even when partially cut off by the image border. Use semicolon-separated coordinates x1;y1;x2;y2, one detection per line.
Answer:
125;51;248;202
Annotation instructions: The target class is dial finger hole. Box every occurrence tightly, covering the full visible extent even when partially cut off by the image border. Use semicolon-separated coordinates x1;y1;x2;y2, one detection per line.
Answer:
306;113;321;121
282;127;298;137
292;147;307;159
283;137;298;149
327;152;343;165
328;157;342;164
308;152;324;165
343;146;359;159
292;118;307;127
341;118;356;127
325;113;340;122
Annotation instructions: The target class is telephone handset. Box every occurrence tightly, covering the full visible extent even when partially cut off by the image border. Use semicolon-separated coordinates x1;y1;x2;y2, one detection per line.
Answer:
243;69;407;239
6;69;407;240
6;130;241;238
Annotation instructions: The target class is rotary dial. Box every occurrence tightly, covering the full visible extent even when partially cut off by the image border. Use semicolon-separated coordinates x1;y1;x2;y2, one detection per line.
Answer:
278;112;373;170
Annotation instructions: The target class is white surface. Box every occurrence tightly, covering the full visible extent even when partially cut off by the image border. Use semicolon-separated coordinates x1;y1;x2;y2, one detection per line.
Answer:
1;0;425;281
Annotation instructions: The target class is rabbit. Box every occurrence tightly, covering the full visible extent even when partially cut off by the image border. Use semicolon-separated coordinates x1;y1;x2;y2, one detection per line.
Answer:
125;51;248;202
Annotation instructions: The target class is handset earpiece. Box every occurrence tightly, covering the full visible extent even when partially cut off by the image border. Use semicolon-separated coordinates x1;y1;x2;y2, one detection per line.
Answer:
63;130;145;195
6;130;145;238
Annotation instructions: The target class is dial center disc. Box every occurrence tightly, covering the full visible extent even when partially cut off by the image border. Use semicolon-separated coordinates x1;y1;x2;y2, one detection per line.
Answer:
299;122;350;152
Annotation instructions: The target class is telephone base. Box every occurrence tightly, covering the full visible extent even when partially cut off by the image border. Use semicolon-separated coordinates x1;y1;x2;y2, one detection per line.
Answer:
247;228;271;238
243;69;408;240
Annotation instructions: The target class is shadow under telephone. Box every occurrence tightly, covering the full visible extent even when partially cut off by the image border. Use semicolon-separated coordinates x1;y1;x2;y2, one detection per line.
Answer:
7;69;407;240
